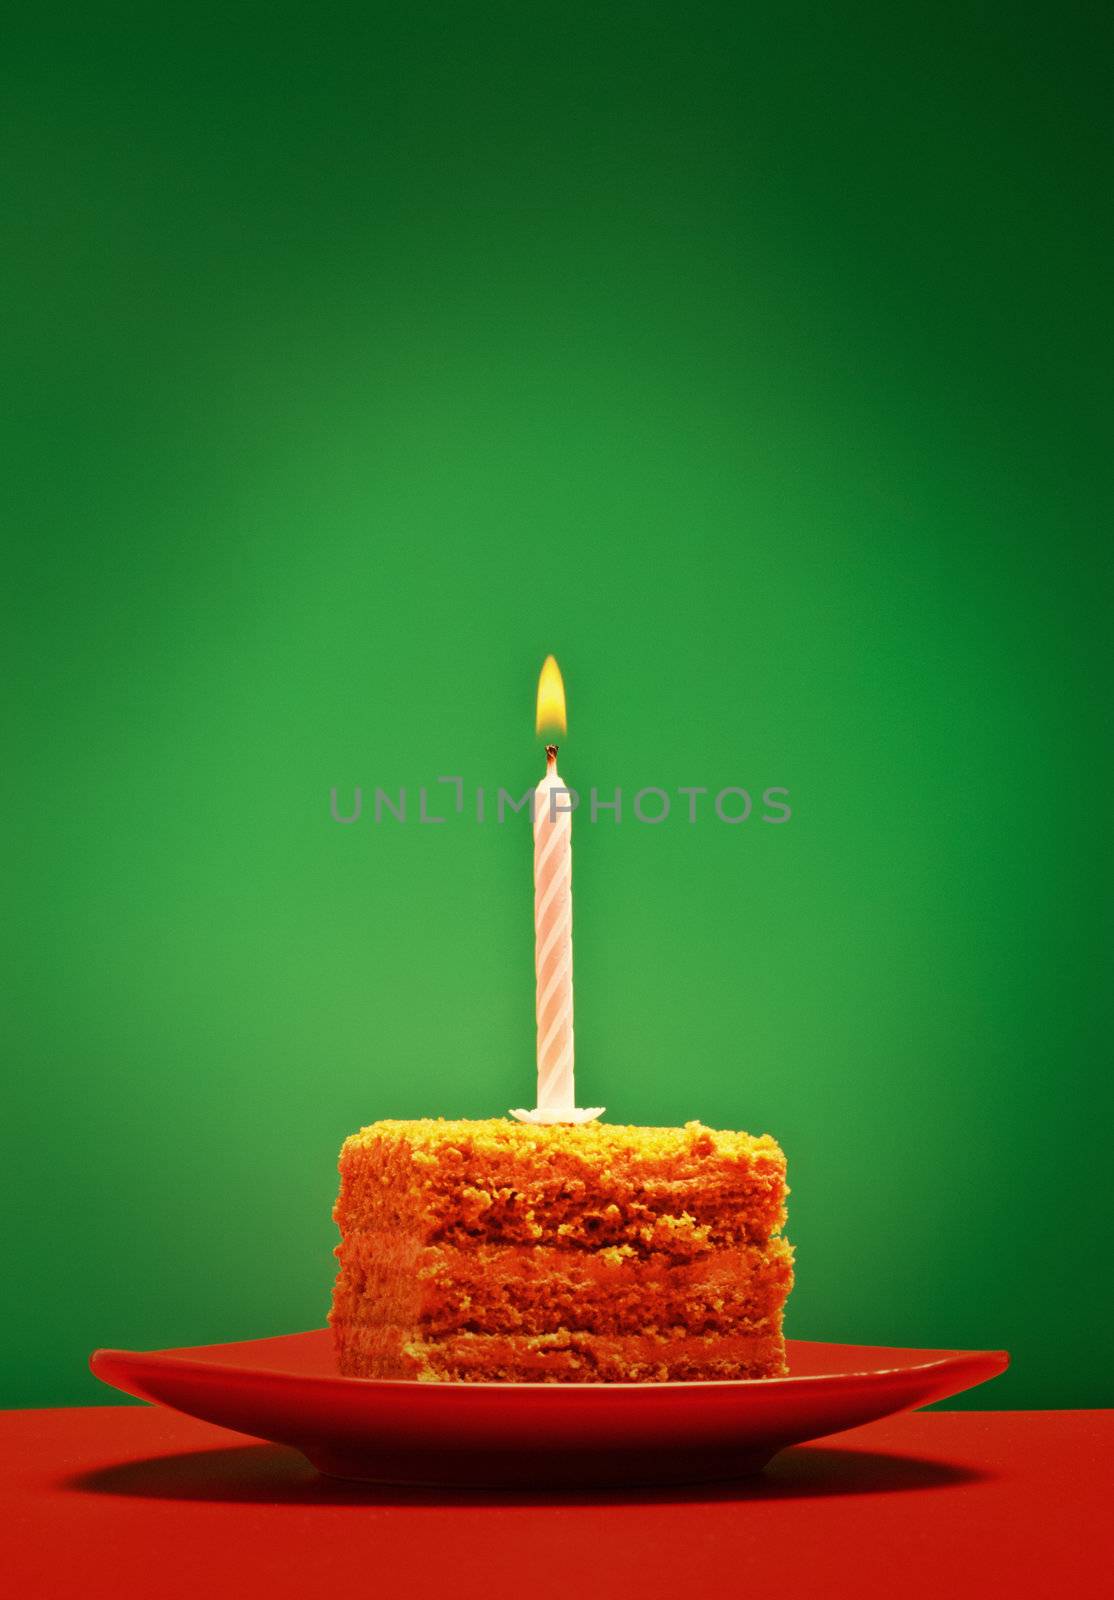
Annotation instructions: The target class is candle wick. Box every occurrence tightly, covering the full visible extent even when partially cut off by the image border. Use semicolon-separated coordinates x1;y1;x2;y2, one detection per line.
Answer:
545;743;559;770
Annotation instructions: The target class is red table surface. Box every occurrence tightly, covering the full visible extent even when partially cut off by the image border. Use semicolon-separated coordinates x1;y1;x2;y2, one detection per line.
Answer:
2;1406;1109;1600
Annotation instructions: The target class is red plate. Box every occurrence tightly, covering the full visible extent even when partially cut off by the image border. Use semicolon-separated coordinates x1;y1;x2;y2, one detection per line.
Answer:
91;1329;1008;1488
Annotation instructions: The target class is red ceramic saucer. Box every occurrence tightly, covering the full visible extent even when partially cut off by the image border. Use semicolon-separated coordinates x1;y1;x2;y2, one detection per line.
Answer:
91;1329;1007;1488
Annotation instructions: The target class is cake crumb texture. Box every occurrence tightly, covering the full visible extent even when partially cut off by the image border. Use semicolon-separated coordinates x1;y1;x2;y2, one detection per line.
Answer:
330;1118;793;1383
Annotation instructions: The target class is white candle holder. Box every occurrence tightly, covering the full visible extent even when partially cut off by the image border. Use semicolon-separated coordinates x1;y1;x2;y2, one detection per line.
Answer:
508;1106;605;1125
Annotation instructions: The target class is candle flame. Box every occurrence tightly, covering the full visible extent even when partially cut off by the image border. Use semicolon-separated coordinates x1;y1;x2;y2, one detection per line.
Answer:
535;655;567;737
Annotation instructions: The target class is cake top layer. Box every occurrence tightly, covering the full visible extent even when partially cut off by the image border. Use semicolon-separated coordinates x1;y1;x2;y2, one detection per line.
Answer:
341;1117;783;1168
335;1116;788;1256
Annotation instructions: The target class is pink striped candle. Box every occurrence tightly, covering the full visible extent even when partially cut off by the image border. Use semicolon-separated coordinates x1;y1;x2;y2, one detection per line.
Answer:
510;659;603;1126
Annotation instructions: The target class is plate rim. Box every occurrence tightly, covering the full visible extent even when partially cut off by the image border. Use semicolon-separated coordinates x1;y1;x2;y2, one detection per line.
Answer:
91;1329;1010;1396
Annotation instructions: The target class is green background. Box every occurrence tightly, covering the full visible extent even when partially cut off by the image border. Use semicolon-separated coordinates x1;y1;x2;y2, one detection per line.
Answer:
3;3;1110;1411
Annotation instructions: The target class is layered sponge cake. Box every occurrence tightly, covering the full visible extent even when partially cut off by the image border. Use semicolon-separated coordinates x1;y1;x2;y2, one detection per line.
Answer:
330;1118;793;1383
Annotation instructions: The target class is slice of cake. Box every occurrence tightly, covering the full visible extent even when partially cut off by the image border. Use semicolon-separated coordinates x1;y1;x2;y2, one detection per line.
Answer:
329;1118;793;1382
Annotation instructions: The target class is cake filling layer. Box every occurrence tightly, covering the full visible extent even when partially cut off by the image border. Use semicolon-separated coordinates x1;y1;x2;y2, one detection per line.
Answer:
335;1325;788;1383
334;1236;794;1339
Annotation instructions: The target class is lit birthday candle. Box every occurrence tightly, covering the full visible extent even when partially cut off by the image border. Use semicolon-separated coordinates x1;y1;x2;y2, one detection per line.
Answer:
510;657;603;1126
